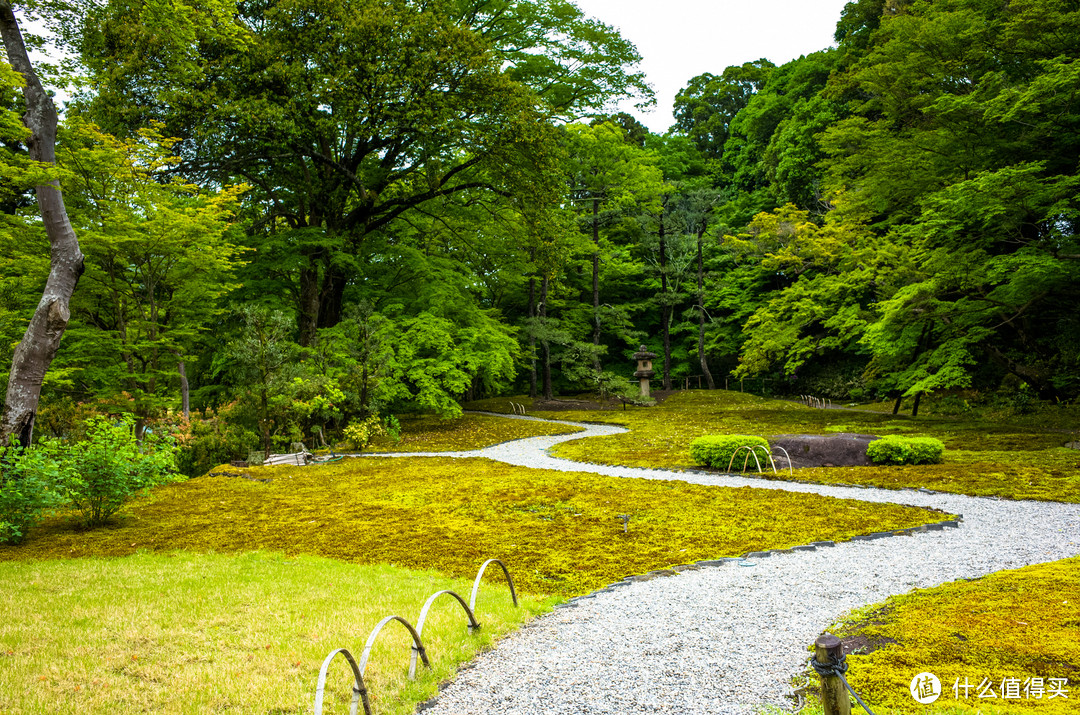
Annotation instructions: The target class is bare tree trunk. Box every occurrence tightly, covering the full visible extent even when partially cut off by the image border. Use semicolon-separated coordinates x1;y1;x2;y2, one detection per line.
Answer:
591;197;601;369
540;274;553;400
298;261;320;347
696;226;714;390
527;274;537;398
0;2;85;448
911;391;923;418
658;214;671;391
177;360;190;420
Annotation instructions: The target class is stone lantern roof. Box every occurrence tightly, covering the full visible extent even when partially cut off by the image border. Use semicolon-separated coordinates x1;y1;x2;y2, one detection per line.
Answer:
633;345;657;361
633;345;656;379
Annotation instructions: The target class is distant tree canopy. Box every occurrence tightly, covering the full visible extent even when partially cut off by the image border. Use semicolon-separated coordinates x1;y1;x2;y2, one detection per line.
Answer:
1;0;1078;460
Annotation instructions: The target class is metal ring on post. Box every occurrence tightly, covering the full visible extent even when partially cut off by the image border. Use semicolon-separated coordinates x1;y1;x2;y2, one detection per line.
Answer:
313;648;372;715
357;615;430;680
469;558;519;613
408;590;480;679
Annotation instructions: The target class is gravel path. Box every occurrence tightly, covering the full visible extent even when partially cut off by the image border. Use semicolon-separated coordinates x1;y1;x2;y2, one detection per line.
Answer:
369;412;1080;714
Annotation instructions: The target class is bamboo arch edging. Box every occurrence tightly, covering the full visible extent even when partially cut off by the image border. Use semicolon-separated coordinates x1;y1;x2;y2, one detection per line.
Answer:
470;558;518;613
408;590;479;679
313;648;370;715
725;444;793;477
314;558;519;715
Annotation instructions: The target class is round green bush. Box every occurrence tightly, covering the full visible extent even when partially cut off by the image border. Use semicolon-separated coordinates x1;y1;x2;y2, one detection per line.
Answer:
866;436;945;465
689;435;770;471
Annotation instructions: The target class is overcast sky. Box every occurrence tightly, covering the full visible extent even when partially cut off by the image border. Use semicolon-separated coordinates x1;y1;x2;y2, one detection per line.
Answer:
572;0;853;133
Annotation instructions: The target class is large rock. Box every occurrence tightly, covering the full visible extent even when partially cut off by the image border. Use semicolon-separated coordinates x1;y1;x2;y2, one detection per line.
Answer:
769;433;878;469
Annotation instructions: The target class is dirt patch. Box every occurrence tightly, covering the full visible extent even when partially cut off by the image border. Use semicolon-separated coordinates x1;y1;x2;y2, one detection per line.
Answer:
770;433;879;469
835;604;900;656
840;633;900;656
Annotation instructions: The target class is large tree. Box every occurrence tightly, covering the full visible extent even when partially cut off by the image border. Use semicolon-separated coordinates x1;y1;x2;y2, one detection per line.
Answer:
0;1;84;447
77;0;649;345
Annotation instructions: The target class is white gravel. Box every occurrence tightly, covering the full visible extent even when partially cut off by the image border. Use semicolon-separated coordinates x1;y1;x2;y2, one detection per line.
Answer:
365;412;1080;714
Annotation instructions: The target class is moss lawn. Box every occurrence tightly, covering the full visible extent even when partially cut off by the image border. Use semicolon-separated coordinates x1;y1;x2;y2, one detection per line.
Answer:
1;456;952;598
497;391;1080;503
819;556;1080;714
365;412;581;453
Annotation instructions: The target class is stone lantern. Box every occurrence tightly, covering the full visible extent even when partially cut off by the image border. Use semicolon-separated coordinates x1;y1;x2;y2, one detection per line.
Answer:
633;345;657;398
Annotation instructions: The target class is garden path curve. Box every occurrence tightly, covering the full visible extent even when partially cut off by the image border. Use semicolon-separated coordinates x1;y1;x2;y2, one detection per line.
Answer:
363;412;1080;714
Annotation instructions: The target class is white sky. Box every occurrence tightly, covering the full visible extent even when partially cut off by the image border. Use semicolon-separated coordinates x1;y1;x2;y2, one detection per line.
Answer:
572;0;853;133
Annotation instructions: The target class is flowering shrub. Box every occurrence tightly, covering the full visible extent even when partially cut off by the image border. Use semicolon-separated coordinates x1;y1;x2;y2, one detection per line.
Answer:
343;415;401;451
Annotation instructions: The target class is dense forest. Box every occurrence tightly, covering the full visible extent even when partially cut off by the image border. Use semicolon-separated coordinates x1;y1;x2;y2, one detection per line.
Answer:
2;0;1078;471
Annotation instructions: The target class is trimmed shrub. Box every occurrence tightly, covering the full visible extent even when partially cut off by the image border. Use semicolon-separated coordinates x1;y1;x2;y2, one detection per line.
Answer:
866;436;945;465
690;434;770;470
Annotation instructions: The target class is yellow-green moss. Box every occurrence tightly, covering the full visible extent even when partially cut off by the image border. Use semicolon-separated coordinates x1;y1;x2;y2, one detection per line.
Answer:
542;391;1080;503
825;557;1080;714
366;412;578;452
0;457;952;597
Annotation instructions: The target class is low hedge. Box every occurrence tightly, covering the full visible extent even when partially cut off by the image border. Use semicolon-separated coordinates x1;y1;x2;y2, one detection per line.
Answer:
866;435;945;465
689;434;770;470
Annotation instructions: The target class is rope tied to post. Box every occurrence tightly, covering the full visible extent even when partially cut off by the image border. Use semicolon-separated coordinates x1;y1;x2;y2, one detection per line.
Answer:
807;652;878;715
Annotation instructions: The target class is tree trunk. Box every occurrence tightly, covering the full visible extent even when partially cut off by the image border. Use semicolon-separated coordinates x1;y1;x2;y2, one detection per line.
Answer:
984;345;1063;402
318;261;347;329
911;391;923;417
0;2;85;448
259;385;273;457
892;392;903;415
591;197;601;368
541;274;553;400
298;261;320;347
696;227;714;390
527;274;537;398
177;360;190;420
658;214;671;391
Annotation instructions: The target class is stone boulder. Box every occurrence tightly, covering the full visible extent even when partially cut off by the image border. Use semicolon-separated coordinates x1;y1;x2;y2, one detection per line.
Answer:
769;433;879;469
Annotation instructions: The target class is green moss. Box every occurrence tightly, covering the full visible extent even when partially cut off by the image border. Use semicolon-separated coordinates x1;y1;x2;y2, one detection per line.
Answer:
826;557;1080;714
366;412;578;452
544;391;1080;502
0;457;952;598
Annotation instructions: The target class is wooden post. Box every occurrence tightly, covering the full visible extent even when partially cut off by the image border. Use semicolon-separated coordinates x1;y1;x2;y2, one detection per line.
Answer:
815;634;851;715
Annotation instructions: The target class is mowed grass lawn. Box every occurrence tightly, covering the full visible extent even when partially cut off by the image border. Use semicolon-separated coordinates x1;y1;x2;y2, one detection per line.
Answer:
485;391;1080;503
0;552;543;715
